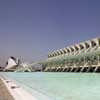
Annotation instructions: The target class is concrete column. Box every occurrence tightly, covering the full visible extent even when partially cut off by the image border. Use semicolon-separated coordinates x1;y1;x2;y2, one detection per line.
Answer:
80;67;85;72
75;67;80;72
94;67;98;72
81;57;86;72
70;67;74;72
86;67;91;72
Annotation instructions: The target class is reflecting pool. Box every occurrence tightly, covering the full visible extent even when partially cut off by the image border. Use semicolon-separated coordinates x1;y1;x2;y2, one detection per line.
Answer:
1;72;100;100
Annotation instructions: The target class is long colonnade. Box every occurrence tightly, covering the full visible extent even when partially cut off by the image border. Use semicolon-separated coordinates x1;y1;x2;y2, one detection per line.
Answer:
43;38;100;72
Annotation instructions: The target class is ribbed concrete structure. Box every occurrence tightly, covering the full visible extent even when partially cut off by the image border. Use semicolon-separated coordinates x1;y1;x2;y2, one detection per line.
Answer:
43;37;100;72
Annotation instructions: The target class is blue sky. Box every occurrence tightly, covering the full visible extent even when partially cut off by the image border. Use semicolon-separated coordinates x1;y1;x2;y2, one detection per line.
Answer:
0;0;100;66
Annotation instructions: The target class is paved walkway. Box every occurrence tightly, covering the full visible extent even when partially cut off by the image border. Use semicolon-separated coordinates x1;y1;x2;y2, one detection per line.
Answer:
1;78;37;100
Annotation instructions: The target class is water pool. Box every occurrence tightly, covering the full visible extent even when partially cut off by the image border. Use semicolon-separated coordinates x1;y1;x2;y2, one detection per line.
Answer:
1;72;100;100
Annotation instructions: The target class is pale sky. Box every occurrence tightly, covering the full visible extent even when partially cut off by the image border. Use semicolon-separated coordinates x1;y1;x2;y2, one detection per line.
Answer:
0;0;100;66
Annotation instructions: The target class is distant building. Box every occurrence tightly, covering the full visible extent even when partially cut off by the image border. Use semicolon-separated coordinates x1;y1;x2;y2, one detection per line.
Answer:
15;62;42;72
4;56;20;71
42;37;100;72
0;67;4;71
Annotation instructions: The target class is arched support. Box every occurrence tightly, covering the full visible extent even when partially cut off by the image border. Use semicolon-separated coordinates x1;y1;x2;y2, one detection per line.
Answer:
81;67;88;72
86;67;91;72
74;44;80;55
80;67;85;72
94;67;99;72
87;67;95;72
70;67;74;72
67;67;71;72
75;67;81;72
62;68;68;72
